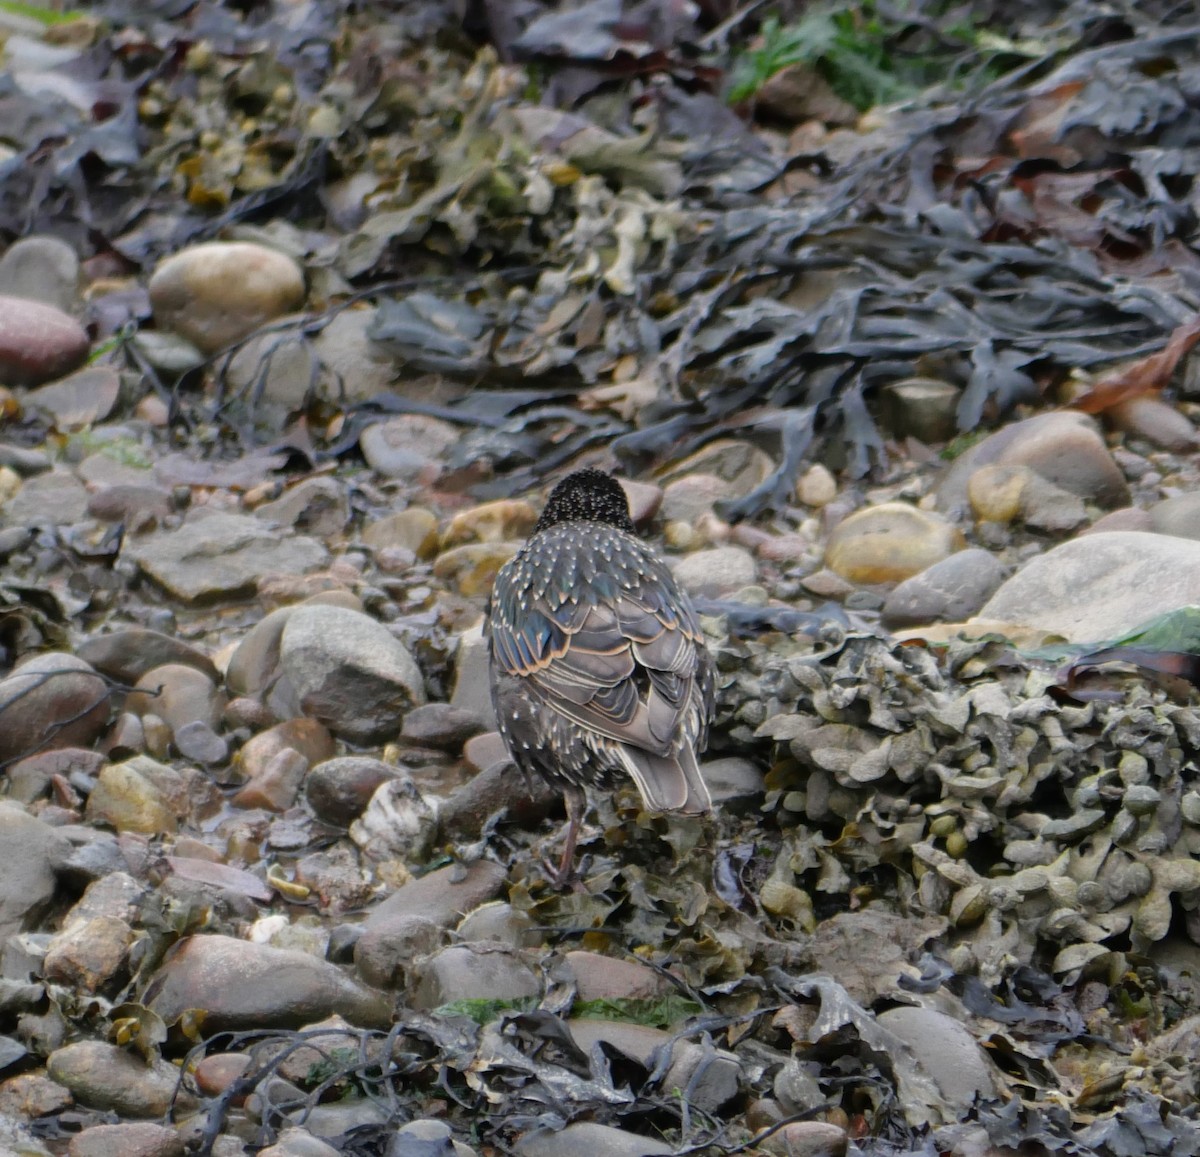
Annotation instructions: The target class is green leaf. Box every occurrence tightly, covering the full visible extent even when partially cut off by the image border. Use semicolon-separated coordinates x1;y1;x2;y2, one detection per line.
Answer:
0;1;84;26
574;994;705;1028
435;996;539;1024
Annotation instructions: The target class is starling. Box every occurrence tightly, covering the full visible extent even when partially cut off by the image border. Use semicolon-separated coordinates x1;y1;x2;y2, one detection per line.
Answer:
486;468;715;882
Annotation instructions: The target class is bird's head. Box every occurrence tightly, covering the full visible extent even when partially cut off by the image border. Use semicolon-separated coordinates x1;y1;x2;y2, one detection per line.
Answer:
536;468;635;534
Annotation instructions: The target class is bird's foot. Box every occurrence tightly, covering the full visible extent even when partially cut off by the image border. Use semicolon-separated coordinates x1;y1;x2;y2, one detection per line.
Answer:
539;848;592;891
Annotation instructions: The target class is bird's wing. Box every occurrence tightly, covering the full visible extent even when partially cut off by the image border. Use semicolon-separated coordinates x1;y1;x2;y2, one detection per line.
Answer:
489;577;706;758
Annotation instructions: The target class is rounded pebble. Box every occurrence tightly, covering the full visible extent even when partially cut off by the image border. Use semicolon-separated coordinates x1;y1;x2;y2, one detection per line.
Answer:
825;502;964;584
148;241;305;354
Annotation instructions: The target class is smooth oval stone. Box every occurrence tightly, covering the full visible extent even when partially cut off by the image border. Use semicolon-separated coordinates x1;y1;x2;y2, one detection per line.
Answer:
0;235;80;311
0;294;89;385
980;530;1200;641
145;934;390;1031
936;411;1129;514
359;415;458;481
876;1005;998;1103
1109;395;1198;451
0;654;109;763
124;663;225;734
279;605;426;744
47;1041;193;1117
882;548;1006;628
796;463;837;507
304;756;403;827
148;241;305;353
440;499;537;548
825;503;964;584
1148;491;1200;541
362;507;439;556
671;545;757;597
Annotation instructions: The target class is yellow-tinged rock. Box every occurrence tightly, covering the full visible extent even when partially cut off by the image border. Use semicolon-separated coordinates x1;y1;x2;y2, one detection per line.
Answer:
968;463;1031;523
148;241;305;354
433;542;519;597
440;500;538;548
825;502;964;584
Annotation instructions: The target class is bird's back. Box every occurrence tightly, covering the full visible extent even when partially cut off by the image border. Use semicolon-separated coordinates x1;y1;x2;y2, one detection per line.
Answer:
487;518;714;813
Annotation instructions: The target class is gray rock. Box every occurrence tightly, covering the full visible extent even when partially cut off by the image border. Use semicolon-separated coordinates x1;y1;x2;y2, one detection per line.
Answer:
876;1005;998;1104
879;376;959;442
225;592;362;697
515;1122;673;1156
287;1098;389;1139
449;623;498;730
68;1121;184;1157
62;871;145;925
671;546;757;598
304;756;403;827
0;444;51;477
0;236;80;311
388;1119;475;1157
258;1128;342;1157
313;307;399;405
355;861;507;989
700;756;765;810
1019;473;1089;533
0;654;109;764
225;306;396;419
0;804;69;944
0;445;51;476
172;720;228;764
124;510;328;603
1109;395;1199;452
25;366;120;431
659;474;731;522
0;526;33;559
979;531;1200;641
936;411;1129;515
412;944;538;1009
47;1041;191;1117
455;902;537;950
1084;506;1154;536
567;1018;739;1112
51;829;128;887
565;951;668;1002
882;549;1006;628
3;469;88;526
400;703;485;751
146;934;391;1031
254;477;349;538
0;1110;51;1157
279;605;426;743
438;756;558;841
1149;491;1200;541
359;415;459;481
87;482;173;524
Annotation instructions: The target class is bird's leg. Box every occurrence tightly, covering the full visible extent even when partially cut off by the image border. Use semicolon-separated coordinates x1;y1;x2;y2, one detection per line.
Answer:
544;785;587;889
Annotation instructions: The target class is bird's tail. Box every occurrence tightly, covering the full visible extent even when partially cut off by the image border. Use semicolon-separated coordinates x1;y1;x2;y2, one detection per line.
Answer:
619;744;712;815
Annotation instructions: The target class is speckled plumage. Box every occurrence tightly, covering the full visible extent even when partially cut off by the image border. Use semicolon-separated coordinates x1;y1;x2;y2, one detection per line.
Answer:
486;469;715;830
